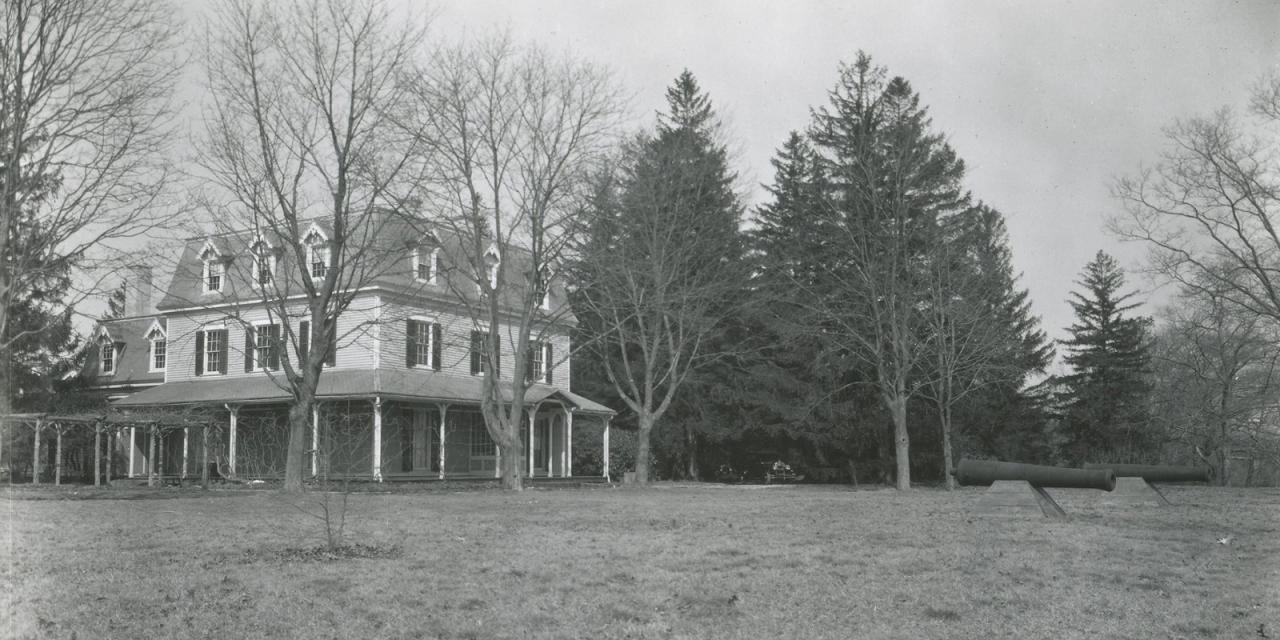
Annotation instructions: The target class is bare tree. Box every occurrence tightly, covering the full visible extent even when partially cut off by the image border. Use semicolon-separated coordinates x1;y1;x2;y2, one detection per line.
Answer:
1113;71;1280;326
0;0;181;414
1151;288;1279;484
400;34;622;490
197;0;430;491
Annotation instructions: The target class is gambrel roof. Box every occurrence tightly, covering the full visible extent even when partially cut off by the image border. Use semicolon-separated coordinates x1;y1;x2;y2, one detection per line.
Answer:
157;213;571;322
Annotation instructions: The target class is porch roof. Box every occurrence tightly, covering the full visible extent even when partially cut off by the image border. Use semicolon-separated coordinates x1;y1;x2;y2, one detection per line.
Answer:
111;368;615;415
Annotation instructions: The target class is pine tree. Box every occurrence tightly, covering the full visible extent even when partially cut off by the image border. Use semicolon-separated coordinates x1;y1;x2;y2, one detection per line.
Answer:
1059;251;1154;463
573;70;745;482
807;53;968;489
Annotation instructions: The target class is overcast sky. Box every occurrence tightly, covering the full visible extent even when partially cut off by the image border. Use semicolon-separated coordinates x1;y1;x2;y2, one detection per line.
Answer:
416;0;1278;361
157;1;1277;362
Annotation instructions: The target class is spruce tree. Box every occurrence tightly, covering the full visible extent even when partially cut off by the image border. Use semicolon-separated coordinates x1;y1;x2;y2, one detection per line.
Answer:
574;70;745;482
1059;251;1153;463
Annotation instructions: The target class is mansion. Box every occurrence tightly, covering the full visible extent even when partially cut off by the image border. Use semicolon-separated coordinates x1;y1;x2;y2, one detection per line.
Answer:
83;216;614;483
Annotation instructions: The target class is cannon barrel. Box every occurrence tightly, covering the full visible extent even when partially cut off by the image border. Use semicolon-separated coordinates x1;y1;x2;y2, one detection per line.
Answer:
955;459;1116;491
1082;463;1209;483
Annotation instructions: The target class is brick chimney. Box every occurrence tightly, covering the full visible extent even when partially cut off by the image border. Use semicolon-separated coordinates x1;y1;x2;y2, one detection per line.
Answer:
128;264;153;317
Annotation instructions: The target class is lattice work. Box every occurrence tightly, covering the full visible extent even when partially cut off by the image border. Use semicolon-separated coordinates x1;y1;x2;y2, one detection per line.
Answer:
317;402;374;478
236;407;290;479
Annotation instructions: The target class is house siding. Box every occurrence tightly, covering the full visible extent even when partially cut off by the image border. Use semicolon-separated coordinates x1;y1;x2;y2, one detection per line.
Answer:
164;296;381;383
378;300;571;386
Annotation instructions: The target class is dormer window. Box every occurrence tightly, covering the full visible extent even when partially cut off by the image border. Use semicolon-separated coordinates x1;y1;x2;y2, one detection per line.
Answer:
538;269;553;310
100;339;116;375
304;226;329;280
479;245;500;294
145;322;167;372
413;246;439;285
250;239;275;288
200;243;223;293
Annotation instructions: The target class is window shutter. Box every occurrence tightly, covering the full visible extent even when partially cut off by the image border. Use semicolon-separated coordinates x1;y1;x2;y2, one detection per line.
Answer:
268;324;281;370
525;346;535;382
217;330;229;373
245;326;256;373
544;342;553;385
195;331;205;375
470;330;481;375
406;320;417;368
324;317;337;367
299;321;310;364
432;323;442;371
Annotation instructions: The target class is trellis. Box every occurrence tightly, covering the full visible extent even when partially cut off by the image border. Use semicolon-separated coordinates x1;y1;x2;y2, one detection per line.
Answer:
0;406;219;488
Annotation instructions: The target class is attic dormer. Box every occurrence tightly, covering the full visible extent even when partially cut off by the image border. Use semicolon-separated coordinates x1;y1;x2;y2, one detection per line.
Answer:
199;240;225;294
303;223;330;280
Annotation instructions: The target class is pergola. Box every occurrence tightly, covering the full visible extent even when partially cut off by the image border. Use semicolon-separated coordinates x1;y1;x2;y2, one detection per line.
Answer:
0;406;218;488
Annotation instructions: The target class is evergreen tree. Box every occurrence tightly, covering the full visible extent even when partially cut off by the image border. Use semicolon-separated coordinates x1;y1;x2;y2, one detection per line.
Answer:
1059;251;1154;463
573;70;745;482
807;53;969;489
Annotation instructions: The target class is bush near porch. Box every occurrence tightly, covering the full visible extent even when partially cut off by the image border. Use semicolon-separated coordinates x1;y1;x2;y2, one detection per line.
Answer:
3;485;1277;639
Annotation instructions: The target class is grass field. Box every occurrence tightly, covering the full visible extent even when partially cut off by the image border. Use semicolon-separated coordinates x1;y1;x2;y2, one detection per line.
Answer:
2;483;1277;639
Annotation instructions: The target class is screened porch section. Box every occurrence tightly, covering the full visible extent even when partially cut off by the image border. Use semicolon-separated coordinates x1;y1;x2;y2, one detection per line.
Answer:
102;399;605;482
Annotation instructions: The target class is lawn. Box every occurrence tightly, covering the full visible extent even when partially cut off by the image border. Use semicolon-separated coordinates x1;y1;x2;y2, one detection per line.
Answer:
2;483;1277;639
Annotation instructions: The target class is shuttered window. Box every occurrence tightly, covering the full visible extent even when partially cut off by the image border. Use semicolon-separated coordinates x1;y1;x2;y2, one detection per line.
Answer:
406;319;439;369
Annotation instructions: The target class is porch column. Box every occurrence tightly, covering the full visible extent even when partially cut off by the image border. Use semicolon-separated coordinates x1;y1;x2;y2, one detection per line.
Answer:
494;444;501;479
93;421;102;487
31;418;41;485
565;409;574;478
128;426;136;478
372;396;383;482
157;429;165;482
148;425;158;487
528;408;536;478
311;404;320;478
108;426;116;483
437;404;448;480
54;425;63;486
225;404;239;479
201;423;211;489
603;416;611;481
182;427;190;479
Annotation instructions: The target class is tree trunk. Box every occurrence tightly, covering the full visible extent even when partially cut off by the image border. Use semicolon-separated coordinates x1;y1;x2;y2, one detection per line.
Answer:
685;427;699;481
635;412;655;483
499;418;523;491
888;394;911;490
284;396;312;492
940;402;955;490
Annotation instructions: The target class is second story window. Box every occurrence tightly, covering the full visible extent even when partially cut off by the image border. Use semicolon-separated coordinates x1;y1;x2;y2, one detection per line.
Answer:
246;324;281;372
151;339;166;371
100;340;116;375
406;319;441;370
196;328;228;376
469;330;493;376
526;340;553;384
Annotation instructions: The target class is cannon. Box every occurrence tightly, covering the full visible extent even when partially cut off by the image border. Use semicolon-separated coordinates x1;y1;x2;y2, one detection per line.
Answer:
1082;463;1209;483
954;459;1116;491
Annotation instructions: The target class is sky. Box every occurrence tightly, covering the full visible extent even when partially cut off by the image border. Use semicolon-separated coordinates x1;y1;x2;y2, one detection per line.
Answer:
148;1;1277;364
416;0;1278;364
